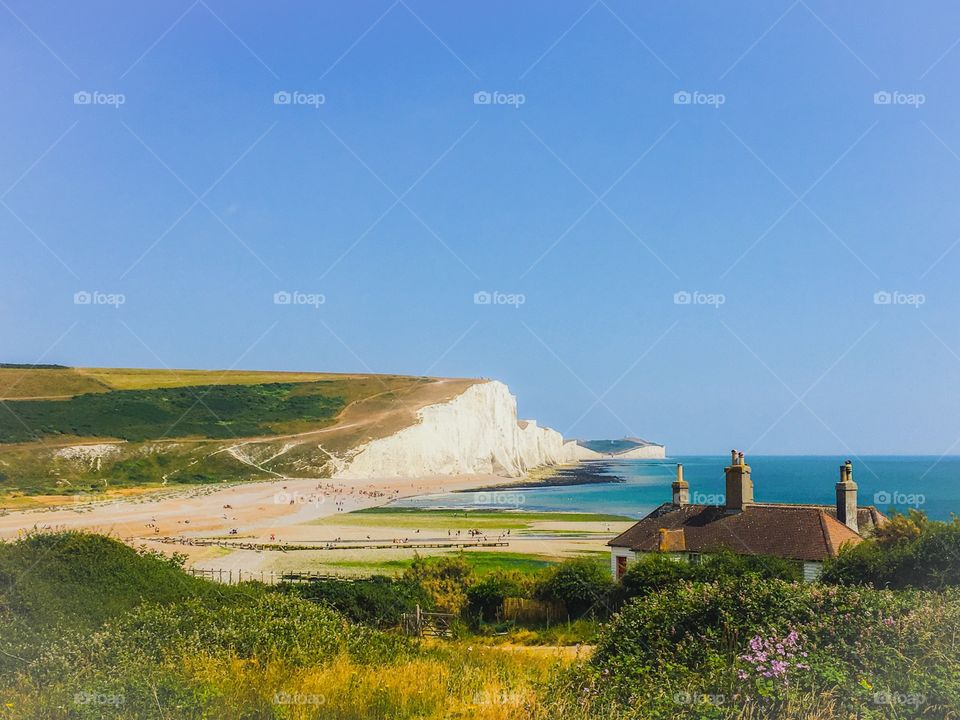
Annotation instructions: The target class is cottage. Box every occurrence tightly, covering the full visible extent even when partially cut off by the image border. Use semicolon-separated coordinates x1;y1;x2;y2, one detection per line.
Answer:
608;451;887;582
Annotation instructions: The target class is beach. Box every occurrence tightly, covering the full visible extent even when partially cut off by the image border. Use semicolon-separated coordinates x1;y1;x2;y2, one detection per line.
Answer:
0;469;632;575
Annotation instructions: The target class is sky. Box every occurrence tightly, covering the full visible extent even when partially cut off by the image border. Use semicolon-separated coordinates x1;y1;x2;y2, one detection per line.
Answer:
3;1;960;455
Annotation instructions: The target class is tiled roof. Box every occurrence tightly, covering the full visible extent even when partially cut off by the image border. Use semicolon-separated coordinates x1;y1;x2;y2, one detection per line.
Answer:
608;503;887;562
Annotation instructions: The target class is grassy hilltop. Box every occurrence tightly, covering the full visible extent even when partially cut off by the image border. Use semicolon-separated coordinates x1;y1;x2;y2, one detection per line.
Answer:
0;365;477;501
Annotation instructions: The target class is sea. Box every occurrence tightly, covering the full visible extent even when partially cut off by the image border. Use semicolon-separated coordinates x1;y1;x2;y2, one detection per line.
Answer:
391;456;960;522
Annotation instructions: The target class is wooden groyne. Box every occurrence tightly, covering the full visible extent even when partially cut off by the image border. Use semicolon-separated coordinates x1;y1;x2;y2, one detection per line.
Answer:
154;536;509;552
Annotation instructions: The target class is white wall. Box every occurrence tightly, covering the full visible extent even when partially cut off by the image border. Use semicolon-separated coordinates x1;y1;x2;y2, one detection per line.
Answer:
803;561;823;582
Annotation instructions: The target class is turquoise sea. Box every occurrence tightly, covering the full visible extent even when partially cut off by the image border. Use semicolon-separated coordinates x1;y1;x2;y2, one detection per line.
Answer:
392;456;960;521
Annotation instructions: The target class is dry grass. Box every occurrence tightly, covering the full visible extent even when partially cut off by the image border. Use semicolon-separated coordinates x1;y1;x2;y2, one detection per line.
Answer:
178;644;569;720
0;367;110;399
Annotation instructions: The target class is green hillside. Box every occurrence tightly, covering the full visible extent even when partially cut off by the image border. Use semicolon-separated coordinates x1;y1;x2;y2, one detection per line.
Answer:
0;366;473;500
0;381;346;443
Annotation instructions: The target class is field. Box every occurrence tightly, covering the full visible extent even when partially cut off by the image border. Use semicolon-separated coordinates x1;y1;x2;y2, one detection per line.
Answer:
0;366;478;499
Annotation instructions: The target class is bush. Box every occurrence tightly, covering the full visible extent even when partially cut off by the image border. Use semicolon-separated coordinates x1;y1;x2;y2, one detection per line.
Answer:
402;554;472;613
279;575;428;628
617;551;801;604
466;570;532;622
535;558;614;619
822;511;960;589
581;576;960;719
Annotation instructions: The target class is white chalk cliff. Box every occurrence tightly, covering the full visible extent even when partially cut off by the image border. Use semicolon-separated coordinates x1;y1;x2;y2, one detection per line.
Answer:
334;381;581;479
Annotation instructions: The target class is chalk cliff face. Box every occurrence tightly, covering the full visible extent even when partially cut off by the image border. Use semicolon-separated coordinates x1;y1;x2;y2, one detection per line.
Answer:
334;381;580;479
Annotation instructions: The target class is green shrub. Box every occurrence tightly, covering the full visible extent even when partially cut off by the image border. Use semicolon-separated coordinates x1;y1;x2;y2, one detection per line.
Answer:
617;551;801;604
822;511;960;589
535;557;614;619
582;576;960;718
279;575;429;628
402;554;472;613
465;570;532;622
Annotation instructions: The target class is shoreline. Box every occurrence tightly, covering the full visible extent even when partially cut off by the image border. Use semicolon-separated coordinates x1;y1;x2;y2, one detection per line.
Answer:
0;461;635;573
468;461;625;491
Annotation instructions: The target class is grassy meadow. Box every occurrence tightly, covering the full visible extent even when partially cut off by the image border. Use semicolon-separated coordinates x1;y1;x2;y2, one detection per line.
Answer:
2;515;960;719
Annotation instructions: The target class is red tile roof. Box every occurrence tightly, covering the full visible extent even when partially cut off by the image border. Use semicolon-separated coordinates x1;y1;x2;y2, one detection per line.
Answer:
609;503;886;562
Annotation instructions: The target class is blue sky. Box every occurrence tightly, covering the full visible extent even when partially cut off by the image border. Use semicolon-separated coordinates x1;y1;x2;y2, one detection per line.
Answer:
3;1;960;454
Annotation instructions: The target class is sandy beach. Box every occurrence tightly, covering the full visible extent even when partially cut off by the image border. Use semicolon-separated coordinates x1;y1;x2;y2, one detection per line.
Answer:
0;472;631;574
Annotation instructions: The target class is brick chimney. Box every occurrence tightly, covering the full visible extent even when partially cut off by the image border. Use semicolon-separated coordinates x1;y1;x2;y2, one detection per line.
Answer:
672;463;689;506
835;460;858;533
725;449;753;512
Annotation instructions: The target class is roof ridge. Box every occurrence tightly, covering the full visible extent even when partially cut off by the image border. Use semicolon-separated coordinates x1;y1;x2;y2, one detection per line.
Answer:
816;509;834;555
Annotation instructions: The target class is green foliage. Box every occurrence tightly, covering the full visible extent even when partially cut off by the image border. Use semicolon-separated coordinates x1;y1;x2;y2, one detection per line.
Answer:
0;532;414;719
0;532;229;633
617;551;801;602
279;575;429;628
535;557;614;619
466;570;533;622
0;381;345;443
402;554;473;613
580;576;960;719
822;511;960;589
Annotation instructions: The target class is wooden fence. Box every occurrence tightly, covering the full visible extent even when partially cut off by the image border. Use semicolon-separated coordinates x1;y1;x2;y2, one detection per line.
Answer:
402;604;455;638
502;597;567;624
160;537;508;552
187;567;375;585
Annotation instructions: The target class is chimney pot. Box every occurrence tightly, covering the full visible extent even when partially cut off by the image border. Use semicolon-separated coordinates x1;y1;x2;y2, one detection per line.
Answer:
725;448;753;512
672;463;689;506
